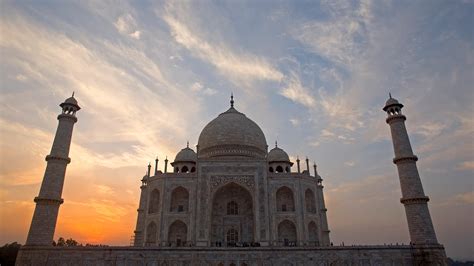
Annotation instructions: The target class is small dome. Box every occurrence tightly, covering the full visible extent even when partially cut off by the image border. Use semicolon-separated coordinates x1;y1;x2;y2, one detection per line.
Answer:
383;95;403;111
65;96;78;105
174;146;197;163
385;97;399;106
60;93;81;110
267;146;290;162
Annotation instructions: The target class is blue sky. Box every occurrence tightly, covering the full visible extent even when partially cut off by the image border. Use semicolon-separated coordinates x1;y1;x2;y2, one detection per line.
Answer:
0;0;473;260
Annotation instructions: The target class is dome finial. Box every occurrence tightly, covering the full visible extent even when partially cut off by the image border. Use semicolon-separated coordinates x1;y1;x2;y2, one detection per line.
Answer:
187;141;189;148
389;92;392;99
72;91;75;97
230;93;234;108
275;140;278;148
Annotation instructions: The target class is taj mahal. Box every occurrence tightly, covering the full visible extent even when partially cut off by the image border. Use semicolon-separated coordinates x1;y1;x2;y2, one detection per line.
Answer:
132;95;330;249
16;94;448;265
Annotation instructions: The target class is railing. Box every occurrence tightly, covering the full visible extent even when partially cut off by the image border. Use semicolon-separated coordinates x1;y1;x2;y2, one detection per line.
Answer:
143;241;324;248
210;242;261;247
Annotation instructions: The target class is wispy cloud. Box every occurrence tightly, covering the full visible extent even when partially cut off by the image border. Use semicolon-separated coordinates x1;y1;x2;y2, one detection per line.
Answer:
280;72;316;108
114;14;141;39
162;3;283;86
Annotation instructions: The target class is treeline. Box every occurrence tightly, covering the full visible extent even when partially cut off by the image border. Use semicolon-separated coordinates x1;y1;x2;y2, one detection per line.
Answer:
0;238;109;266
0;242;21;266
52;237;109;247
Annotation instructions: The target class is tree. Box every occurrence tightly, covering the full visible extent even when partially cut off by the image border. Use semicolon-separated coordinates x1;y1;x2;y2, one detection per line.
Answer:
0;242;22;266
56;237;66;246
65;238;78;247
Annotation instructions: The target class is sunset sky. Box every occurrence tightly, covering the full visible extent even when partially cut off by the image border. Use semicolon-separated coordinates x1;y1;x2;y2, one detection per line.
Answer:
0;0;473;260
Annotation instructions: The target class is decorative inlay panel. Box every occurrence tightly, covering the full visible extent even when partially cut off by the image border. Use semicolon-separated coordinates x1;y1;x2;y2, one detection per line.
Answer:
210;175;255;192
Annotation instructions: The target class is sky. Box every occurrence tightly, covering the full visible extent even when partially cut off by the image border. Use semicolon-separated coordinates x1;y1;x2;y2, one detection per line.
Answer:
0;0;473;260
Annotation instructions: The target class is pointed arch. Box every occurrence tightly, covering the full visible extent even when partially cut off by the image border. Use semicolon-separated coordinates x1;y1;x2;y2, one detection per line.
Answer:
146;221;157;245
181;165;189;173
308;221;319;246
211;182;254;244
168;220;187;246
278;219;297;245
276;165;283;173
276;186;295;212
170;186;189;212
148;189;160;214
305;189;316;213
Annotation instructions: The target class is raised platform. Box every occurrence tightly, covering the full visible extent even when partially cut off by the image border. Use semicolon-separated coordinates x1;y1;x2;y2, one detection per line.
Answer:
16;245;447;266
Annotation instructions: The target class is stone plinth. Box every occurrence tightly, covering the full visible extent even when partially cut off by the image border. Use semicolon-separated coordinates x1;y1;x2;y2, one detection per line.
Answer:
16;245;447;266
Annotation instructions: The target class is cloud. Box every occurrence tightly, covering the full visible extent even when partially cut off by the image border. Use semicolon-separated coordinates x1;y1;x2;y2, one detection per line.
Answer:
457;161;474;170
454;191;474;205
190;82;217;95
292;0;370;67
0;14;202;164
414;121;446;138
114;14;141;39
280;72;316;108
345;161;355;167
321;129;336;138
15;74;27;81
289;118;300;126
162;5;283;86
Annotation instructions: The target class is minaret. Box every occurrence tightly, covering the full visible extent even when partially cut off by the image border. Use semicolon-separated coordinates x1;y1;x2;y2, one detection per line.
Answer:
383;95;438;245
305;157;310;173
25;94;80;246
296;157;301;173
134;173;148;246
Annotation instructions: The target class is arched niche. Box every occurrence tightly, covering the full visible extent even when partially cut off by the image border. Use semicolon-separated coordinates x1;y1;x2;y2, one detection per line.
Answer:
170;186;189;212
276;186;295;212
305;189;316;213
148;189;160;214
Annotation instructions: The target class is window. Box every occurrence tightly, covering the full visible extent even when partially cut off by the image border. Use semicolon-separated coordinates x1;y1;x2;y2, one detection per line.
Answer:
178;205;184;212
227;201;238;215
226;229;238;243
276;165;283;173
282;204;287;212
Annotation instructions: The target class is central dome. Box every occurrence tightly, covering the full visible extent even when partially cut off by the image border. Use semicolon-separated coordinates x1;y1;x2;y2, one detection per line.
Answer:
197;105;267;159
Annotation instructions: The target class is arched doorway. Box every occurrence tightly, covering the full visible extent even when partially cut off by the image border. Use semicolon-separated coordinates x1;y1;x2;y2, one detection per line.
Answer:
308;221;319;246
211;183;254;245
168;220;187;246
146;221;157;246
278;220;297;246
